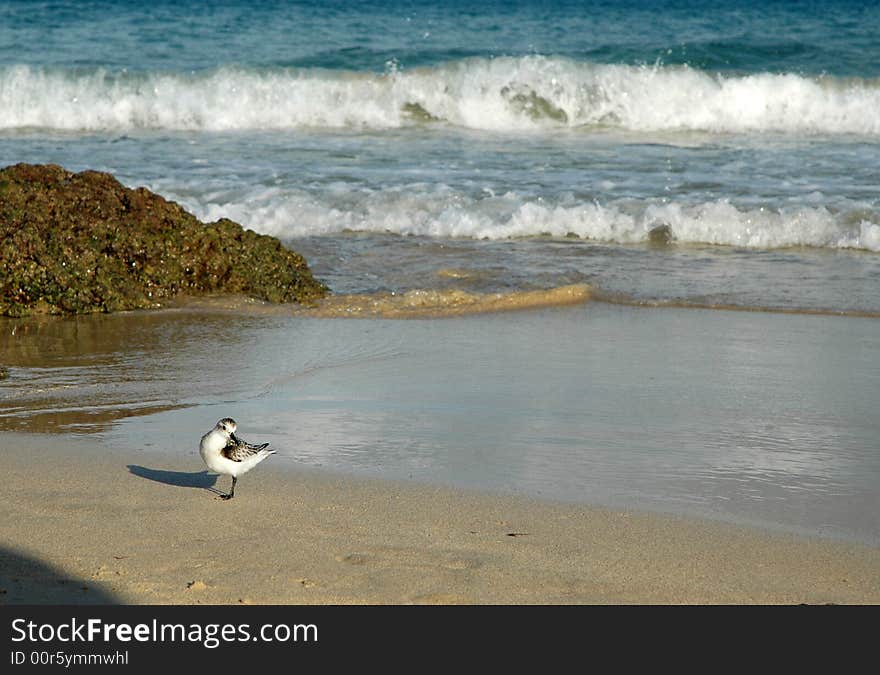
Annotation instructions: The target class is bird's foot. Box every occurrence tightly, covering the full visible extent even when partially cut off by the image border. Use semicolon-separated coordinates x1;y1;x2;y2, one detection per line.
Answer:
217;493;234;501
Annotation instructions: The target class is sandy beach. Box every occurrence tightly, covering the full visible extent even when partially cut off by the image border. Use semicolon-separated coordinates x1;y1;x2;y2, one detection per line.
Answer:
2;432;878;605
3;0;880;612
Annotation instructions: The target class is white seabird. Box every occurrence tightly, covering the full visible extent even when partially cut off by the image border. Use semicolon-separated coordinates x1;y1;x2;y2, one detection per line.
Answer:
199;417;275;500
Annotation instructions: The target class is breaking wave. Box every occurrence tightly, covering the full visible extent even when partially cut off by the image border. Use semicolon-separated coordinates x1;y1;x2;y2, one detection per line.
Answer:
185;188;880;252
2;57;880;135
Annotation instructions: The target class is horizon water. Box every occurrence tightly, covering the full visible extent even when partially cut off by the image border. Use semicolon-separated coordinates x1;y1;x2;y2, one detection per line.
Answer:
1;0;878;545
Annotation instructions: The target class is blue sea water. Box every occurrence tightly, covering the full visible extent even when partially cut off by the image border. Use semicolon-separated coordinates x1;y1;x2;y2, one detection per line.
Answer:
2;1;880;310
2;1;879;295
1;1;879;543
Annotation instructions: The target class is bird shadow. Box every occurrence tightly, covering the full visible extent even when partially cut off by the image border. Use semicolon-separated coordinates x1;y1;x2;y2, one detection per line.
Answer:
126;465;223;495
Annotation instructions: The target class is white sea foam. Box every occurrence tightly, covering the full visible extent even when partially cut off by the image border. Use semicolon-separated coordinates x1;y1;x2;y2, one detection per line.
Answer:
173;185;880;252
2;58;880;135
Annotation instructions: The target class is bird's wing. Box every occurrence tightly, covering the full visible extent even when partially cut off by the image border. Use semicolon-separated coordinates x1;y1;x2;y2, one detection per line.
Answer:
221;433;270;462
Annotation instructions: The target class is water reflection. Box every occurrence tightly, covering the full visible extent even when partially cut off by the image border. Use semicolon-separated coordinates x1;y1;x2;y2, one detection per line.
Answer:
0;309;281;432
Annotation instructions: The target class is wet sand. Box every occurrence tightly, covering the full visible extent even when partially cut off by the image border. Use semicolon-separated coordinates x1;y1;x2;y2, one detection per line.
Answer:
2;298;879;603
2;432;878;605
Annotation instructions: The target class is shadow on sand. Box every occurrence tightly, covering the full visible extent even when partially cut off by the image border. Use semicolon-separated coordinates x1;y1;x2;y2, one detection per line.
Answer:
126;465;222;495
0;547;122;604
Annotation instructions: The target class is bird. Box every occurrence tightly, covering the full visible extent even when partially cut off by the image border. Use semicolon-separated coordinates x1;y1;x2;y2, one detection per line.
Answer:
199;417;275;500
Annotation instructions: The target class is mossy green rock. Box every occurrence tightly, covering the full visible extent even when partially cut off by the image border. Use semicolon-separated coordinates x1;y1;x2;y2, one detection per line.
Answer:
0;163;328;316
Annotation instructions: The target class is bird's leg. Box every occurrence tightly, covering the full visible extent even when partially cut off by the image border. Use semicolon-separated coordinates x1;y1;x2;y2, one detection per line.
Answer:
220;476;236;501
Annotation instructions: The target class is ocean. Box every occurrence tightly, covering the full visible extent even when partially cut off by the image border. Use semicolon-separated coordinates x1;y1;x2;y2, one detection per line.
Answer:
1;0;878;544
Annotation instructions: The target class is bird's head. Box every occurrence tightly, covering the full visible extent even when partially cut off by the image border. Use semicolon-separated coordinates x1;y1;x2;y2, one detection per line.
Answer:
216;417;237;437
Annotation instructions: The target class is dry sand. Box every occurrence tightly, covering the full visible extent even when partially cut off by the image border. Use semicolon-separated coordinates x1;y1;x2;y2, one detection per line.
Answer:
1;432;878;605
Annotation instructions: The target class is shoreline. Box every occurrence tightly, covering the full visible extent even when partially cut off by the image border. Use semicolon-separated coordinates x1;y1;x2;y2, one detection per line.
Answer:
3;283;880;325
2;432;878;605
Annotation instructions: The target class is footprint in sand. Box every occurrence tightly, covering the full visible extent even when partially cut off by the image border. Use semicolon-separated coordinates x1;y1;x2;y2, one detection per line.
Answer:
337;549;483;571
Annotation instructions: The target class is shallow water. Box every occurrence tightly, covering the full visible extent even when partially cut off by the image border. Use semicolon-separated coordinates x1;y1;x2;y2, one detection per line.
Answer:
4;303;875;545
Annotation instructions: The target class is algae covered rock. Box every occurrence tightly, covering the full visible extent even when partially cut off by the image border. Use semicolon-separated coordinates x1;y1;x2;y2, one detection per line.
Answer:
0;163;327;316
